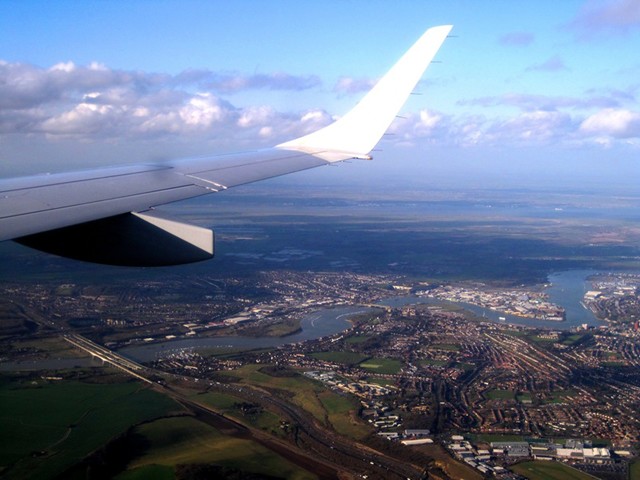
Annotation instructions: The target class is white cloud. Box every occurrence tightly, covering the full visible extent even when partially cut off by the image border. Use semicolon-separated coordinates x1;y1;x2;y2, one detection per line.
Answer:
179;93;225;127
50;61;76;72
237;105;274;128
418;110;441;129
2;56;640;162
580;108;640;137
41;102;116;135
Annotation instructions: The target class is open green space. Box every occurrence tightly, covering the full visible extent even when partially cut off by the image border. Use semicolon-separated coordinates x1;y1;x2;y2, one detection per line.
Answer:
317;391;371;439
344;335;371;344
115;464;174;480
0;377;181;480
486;389;516;401
562;334;585;345
222;365;328;423
453;361;475;371
546;390;578;404
193;391;282;433
517;393;533;404
311;351;369;365
630;459;640;480
222;364;370;436
263;317;302;337
511;460;598;480
530;335;558;344
364;376;396;387
124;416;315;480
421;358;448;367
359;357;403;375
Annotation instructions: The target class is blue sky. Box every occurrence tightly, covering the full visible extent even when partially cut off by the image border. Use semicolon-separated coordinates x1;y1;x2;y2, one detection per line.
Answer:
1;0;639;190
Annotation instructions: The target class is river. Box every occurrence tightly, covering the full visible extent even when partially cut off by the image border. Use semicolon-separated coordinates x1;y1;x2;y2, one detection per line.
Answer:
0;270;606;370
117;306;372;362
118;270;604;362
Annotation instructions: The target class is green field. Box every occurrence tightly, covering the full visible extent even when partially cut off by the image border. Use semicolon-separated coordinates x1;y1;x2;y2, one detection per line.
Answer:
344;335;371;344
364;377;396;387
0;377;182;479
317;391;371;439
453;361;475;371
511;460;598;480
562;334;585;345
546;390;577;404
116;464;174;480
223;365;328;422
193;391;282;433
123;416;315;480
631;459;640;480
432;343;461;352
486;389;516;400
421;358;448;367
222;365;370;437
311;351;369;365
359;358;402;375
517;393;533;404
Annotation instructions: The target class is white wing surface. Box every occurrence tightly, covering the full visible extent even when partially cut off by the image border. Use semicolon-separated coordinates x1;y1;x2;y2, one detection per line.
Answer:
0;25;452;266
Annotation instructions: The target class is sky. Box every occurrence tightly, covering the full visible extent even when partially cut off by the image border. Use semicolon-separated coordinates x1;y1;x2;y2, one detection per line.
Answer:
1;0;639;191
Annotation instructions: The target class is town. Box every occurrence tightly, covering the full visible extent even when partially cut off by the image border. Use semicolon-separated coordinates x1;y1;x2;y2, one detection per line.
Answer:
2;269;639;479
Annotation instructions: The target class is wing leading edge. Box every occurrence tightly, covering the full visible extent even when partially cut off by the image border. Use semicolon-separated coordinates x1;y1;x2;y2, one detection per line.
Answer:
0;25;452;265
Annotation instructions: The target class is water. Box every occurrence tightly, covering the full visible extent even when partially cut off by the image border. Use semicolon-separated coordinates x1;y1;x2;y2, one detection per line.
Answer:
0;270;610;370
411;270;603;330
119;270;606;363
546;270;602;329
118;305;372;362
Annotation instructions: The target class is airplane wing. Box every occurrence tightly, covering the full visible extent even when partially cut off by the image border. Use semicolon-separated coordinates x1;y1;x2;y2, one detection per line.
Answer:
0;25;452;266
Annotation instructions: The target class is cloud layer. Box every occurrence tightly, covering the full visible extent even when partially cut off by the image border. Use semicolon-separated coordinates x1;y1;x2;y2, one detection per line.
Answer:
1;57;639;162
0;60;328;146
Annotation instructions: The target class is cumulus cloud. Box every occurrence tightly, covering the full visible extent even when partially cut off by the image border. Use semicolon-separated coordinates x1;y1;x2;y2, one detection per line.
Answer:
384;107;607;149
237;105;275;128
0;60;163;110
580;108;640;137
488;110;575;143
571;0;640;37
499;32;535;46
0;59;327;144
2;57;639;160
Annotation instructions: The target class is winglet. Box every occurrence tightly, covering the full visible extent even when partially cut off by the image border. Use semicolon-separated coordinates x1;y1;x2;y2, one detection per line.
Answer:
276;25;453;162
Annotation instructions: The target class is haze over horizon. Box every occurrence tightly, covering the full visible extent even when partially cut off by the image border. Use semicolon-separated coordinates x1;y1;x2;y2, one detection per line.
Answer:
1;0;639;191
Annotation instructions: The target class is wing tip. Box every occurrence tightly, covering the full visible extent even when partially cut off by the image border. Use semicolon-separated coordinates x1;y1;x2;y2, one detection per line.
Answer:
276;25;452;162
